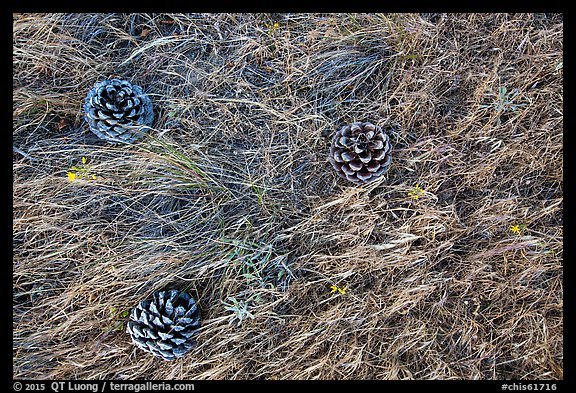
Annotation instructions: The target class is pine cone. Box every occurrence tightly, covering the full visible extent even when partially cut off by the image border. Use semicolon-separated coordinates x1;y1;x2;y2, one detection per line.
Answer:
328;122;392;184
126;289;201;361
84;78;154;144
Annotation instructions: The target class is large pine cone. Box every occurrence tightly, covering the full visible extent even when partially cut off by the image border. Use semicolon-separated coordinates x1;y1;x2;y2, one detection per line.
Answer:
84;78;154;144
328;122;392;184
126;289;201;361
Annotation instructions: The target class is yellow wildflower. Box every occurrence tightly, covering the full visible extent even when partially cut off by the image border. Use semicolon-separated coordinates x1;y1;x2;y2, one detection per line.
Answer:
67;156;97;182
265;21;279;36
408;184;425;200
510;224;521;234
330;285;347;295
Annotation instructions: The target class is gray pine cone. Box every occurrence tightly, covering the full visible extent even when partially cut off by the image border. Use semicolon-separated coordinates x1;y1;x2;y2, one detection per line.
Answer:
84;78;154;144
328;122;392;184
127;289;201;361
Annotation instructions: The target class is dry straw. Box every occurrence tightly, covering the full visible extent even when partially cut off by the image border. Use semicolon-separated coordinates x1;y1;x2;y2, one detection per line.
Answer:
14;13;562;380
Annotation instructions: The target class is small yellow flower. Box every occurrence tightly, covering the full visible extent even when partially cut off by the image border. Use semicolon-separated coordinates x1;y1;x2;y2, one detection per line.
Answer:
408;184;425;199
330;285;347;295
265;21;279;35
510;224;521;234
67;157;97;182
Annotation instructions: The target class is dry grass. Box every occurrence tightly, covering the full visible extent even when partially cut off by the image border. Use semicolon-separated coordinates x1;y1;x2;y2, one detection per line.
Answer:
13;13;563;380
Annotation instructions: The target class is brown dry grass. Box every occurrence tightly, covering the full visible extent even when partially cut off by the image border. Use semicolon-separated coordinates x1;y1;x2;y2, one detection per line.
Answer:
13;13;563;380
